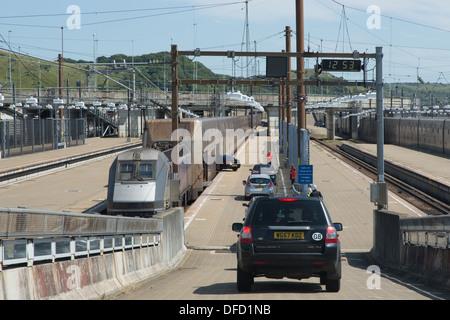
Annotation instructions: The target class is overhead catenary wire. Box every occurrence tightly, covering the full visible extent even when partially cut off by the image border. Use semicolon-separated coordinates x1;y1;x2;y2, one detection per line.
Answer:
330;0;450;34
0;2;246;29
334;4;352;53
317;0;450;83
0;2;249;68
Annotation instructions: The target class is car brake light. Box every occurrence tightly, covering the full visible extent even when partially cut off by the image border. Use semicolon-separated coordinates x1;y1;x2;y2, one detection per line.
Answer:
240;226;253;243
269;181;273;187
279;198;297;202
246;180;251;187
325;226;338;243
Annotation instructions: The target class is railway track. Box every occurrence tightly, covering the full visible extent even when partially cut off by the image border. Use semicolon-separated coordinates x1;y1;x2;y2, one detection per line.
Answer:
312;138;450;216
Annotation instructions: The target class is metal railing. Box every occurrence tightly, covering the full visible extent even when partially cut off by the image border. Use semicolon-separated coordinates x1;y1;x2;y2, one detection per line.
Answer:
0;207;163;270
400;215;450;249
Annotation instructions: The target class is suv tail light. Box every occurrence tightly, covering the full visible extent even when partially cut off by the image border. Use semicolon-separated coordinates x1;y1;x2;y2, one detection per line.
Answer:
240;226;253;243
325;226;338;243
269;181;274;187
246;180;251;187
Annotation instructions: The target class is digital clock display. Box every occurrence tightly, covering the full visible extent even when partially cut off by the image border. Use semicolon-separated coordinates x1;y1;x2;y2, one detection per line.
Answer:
321;59;362;72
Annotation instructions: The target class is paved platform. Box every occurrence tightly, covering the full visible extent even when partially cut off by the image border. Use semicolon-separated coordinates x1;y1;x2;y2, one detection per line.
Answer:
307;116;450;187
342;141;450;185
0;137;141;213
0;137;141;175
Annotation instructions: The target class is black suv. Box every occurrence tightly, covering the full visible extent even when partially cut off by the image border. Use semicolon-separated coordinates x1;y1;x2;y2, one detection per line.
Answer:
232;196;343;292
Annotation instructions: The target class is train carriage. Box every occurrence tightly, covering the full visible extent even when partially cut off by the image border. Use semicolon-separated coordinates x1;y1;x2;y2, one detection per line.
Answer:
107;115;261;216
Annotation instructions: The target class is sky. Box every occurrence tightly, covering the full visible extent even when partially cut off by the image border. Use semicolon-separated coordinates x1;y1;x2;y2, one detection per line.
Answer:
1;0;450;85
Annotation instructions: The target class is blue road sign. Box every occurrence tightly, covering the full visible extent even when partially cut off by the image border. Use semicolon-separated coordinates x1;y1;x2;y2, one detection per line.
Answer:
298;165;313;184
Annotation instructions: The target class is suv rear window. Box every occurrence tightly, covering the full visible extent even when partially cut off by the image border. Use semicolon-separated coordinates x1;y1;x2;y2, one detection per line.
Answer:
250;199;327;226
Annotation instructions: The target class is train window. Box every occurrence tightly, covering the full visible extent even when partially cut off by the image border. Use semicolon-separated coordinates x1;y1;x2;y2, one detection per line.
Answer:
116;160;156;181
117;161;135;181
138;162;156;180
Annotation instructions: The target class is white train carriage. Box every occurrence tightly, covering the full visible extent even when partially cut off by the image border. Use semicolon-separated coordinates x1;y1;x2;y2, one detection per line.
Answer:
143;115;260;205
106;115;262;215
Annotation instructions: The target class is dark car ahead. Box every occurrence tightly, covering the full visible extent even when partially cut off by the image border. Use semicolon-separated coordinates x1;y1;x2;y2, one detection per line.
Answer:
232;196;343;292
251;164;277;185
216;154;241;171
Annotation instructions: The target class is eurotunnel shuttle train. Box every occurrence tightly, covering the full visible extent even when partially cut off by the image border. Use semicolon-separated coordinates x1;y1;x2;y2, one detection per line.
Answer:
106;115;261;216
106;147;172;217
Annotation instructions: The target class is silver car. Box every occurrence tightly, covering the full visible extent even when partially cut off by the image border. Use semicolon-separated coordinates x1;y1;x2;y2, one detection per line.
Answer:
243;174;275;200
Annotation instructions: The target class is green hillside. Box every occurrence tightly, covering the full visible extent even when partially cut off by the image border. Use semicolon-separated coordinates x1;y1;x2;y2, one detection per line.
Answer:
1;49;449;105
0;50;86;90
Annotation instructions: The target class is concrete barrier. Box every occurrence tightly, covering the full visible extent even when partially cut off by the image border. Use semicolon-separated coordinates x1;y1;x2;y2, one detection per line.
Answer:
371;210;450;290
370;209;406;268
155;207;187;269
0;207;186;300
401;245;449;289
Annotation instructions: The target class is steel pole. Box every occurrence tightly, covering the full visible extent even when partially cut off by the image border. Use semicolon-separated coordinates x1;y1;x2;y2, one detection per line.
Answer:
376;47;384;183
296;0;307;191
171;44;179;176
376;46;387;209
296;0;306;130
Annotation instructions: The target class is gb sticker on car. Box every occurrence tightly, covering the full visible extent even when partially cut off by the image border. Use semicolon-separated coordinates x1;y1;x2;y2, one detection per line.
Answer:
312;232;323;241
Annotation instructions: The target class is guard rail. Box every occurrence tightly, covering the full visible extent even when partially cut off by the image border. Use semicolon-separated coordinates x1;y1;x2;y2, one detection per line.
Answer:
0;207;163;270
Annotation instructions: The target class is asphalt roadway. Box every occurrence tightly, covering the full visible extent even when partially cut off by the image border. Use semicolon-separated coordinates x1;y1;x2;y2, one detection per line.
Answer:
112;133;450;302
